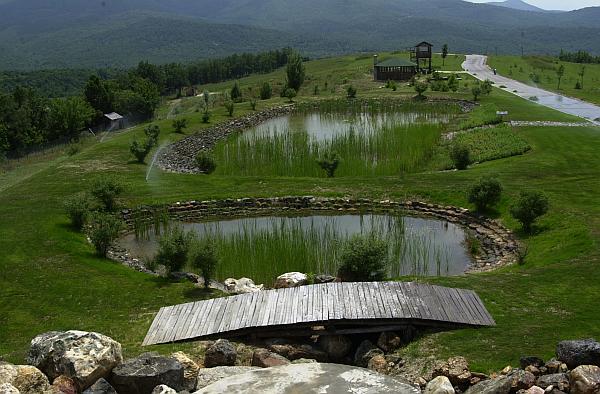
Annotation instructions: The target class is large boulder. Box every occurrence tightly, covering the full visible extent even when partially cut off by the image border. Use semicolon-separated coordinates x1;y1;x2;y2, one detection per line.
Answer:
223;278;263;294
251;349;290;368
109;352;183;394
170;352;199;391
0;364;50;394
82;378;117;394
464;376;511;394
195;366;260;390
557;339;600;369
536;373;570;392
367;355;388;374
51;375;78;394
354;340;383;368
424;376;455;394
27;331;122;390
0;383;19;394
509;369;536;391
317;335;352;360
204;340;237;368
192;363;421;393
570;365;600;394
433;356;472;386
274;272;308;289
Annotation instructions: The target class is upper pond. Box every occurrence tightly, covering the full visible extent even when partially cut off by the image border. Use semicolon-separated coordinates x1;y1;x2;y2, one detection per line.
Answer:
118;213;472;284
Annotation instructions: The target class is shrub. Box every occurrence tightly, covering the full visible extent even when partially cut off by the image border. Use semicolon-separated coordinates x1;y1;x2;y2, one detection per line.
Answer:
260;82;272;100
346;85;357;99
313;85;320;95
64;192;93;230
316;151;340;177
172;118;187;134
481;79;493;95
188;238;219;288
250;98;258;111
230;81;242;102
286;54;306;91
467;177;503;211
195;152;217;174
575;81;582;89
91;176;123;211
87;212;123;257
202;111;211;123
448;74;459;92
155;227;192;274
66;143;80;156
337;234;387;282
510;191;549;233
284;88;297;102
224;100;235;116
471;85;482;101
414;80;428;98
129;139;152;163
450;144;471;170
144;124;160;142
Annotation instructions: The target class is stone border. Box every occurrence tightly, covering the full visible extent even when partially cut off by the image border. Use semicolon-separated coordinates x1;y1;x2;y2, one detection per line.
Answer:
113;197;520;276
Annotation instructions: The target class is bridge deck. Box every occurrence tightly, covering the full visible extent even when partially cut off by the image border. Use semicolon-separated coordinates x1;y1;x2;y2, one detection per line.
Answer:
143;281;495;346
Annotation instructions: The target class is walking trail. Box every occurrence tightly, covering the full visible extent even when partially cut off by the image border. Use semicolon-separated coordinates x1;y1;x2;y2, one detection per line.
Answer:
462;55;600;125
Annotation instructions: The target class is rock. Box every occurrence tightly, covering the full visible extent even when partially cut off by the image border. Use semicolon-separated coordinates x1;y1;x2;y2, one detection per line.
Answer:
521;357;545;369
51;375;78;394
223;278;263;294
536;373;570;392
556;339;600;369
109;352;184;394
501;366;513;375
192;363;421;393
545;359;563;374
314;275;336;284
195;366;259;389
204;340;237;368
434;356;472;386
367;355;388;374
82;378;117;394
0;364;17;386
377;331;403;352
0;383;19;394
266;340;328;362
0;365;50;394
27;330;122;390
424;375;455;394
290;359;317;364
526;365;541;376
570;365;600;394
151;385;177;394
317;335;352;360
170;352;199;391
464;376;511;394
251;349;290;368
354;340;383;368
274;272;308;289
509;369;536;391
523;386;545;394
169;272;200;283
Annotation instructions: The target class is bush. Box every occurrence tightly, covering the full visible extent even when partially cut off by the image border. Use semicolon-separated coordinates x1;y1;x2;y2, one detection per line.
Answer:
224;100;235;116
510;191;549;233
202;111;211;123
64;192;93;230
286;54;306;91
316;151;340;177
284;88;297;102
471;85;482;101
450;144;471;170
129;139;153;163
195;152;217;174
313;85;320;95
337;234;387;282
87;212;123;257
91;176;123;211
259;82;272;100
230;81;242;102
447;74;459;92
414;80;428;97
250;98;258;111
575;81;582;89
467;177;503;211
172;118;187;134
346;85;357;99
155;227;192;274
188;238;219;288
481;79;493;95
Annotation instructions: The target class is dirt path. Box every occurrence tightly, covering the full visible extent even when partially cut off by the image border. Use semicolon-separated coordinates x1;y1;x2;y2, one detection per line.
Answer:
462;55;600;124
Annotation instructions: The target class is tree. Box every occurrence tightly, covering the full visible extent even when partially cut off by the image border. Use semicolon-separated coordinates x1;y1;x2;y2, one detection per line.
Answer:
317;151;340;177
188;238;219;288
414;80;428;98
131;78;160;119
203;90;211;109
481;80;493;95
84;75;114;115
284;88;297;103
578;66;586;89
87;212;123;257
467;177;503;212
471;84;482;101
231;81;242;102
135;61;166;92
260;82;272;100
155;227;192;274
286;54;305;91
130;124;159;163
510;191;549;233
338;234;388;282
49;97;94;141
346;85;357;99
450;144;471;170
91;176;124;212
172;118;187;134
556;64;565;90
442;44;449;67
224;100;235;116
447;74;459;92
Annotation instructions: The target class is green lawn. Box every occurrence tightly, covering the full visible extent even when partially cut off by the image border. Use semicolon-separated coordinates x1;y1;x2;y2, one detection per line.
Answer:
488;55;600;106
1;54;600;374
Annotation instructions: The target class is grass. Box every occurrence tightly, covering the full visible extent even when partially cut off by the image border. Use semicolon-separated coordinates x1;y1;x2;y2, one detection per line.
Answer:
488;55;600;107
1;53;600;374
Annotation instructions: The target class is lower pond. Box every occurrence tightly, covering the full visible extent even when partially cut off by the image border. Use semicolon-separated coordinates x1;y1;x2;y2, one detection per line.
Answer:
118;214;472;284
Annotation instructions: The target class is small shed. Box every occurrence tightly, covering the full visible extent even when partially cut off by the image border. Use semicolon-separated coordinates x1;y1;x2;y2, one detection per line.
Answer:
373;56;418;81
103;112;124;131
410;41;434;73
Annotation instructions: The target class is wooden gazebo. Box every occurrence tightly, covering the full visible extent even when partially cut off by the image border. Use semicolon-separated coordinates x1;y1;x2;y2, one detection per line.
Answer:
373;56;418;82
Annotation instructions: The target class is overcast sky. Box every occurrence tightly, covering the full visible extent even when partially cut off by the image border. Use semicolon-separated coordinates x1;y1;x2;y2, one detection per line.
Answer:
466;0;600;10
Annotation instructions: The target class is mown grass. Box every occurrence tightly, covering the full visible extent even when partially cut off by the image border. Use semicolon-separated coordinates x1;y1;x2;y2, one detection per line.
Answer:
1;53;600;375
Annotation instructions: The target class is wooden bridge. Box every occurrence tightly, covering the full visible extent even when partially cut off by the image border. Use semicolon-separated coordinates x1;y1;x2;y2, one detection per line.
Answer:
143;282;495;346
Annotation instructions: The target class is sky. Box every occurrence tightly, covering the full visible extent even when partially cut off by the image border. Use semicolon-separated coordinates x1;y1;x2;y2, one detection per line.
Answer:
466;0;600;10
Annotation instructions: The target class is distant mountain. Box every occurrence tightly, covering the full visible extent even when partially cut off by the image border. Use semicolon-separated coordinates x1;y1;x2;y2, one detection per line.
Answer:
485;0;554;12
0;0;598;70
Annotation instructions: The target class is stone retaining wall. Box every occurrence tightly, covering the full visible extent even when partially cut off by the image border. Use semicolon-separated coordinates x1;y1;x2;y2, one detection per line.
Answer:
118;197;520;275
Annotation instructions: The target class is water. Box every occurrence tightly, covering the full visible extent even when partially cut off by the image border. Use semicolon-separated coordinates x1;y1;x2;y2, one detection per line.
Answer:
119;214;472;281
145;144;166;181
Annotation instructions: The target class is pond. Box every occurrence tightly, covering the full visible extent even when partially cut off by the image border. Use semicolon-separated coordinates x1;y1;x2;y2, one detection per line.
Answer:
212;103;457;177
118;214;472;284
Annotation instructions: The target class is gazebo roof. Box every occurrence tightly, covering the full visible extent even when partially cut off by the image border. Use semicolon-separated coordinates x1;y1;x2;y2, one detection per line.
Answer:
375;58;417;68
104;112;123;121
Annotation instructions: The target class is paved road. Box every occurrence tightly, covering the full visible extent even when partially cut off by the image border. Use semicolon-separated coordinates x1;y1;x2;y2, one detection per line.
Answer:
462;55;600;124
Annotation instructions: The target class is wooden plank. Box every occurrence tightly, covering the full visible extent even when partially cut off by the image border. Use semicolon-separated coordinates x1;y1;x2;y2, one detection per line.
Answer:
158;304;184;343
250;291;267;328
399;282;421;319
442;287;469;324
199;298;219;336
380;282;399;318
190;298;213;338
172;302;196;341
448;288;477;324
143;307;166;345
465;290;488;325
208;297;229;335
470;291;495;325
387;282;409;318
